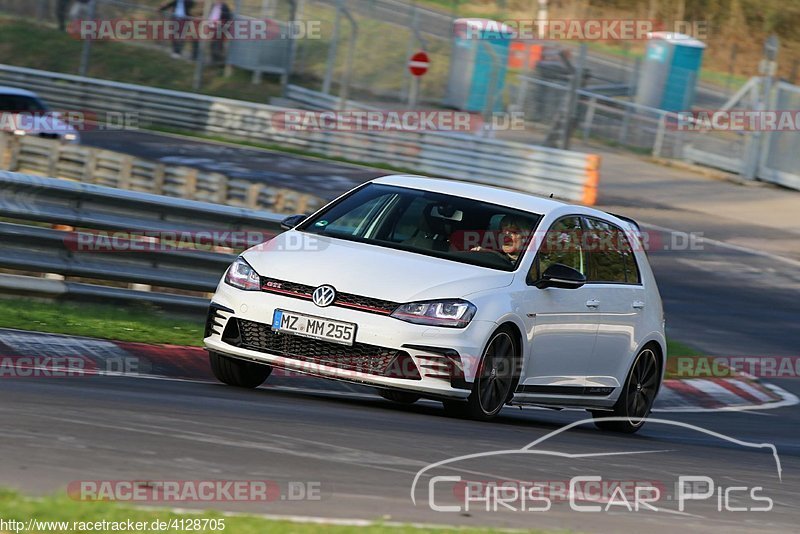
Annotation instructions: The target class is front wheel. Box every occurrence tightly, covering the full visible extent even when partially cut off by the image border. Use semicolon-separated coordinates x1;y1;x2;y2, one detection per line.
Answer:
442;329;518;421
592;347;660;433
209;351;272;388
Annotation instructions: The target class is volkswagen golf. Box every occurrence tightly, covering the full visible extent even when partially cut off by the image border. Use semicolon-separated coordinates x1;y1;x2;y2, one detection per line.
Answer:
204;175;666;433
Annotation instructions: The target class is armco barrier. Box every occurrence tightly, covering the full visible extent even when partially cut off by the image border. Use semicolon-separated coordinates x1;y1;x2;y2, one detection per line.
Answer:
0;133;326;214
0;64;601;205
0;171;287;310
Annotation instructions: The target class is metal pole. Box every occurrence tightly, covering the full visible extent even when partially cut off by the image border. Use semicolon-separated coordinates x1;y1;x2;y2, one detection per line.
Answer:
192;0;213;91
322;0;343;95
403;5;418;102
409;76;419;110
560;43;586;150
480;41;500;136
282;0;300;95
78;0;98;77
338;7;357;110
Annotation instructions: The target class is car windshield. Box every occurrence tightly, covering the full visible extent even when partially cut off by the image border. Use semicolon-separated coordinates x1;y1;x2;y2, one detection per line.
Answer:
299;183;542;271
0;94;47;112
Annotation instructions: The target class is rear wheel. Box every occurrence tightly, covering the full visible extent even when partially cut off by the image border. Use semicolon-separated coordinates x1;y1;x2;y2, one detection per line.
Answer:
442;329;518;421
209;351;272;389
592;347;660;433
378;389;421;404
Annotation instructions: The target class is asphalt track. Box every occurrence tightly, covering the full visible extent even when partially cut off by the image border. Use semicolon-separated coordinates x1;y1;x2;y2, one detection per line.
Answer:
1;131;798;532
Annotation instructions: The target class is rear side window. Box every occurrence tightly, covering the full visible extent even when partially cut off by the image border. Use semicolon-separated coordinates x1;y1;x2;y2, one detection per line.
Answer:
583;217;640;284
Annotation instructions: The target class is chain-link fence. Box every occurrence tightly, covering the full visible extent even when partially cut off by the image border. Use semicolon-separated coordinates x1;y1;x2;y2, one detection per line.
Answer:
0;0;456;105
509;74;689;158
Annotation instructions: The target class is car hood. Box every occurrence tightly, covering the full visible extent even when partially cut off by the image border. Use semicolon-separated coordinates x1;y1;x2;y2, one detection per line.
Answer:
242;231;515;302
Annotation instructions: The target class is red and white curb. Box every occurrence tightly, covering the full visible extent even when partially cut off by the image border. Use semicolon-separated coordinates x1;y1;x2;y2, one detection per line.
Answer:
0;328;797;413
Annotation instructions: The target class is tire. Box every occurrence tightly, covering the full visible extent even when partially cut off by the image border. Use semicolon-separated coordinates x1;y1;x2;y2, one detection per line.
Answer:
442;328;519;421
592;347;660;434
209;351;272;389
378;389;421;404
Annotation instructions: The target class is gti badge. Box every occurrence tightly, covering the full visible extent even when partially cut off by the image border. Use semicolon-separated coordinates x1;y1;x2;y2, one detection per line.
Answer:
312;285;337;307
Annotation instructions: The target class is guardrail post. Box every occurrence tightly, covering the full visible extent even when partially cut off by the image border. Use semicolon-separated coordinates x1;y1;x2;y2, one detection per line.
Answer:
8;136;20;171
653;113;667;158
47;141;62;178
216;175;229;204
582;97;596;140
153;164;166;195
80;148;96;183
619;105;631;144
246;183;261;208
0;134;8;169
118;156;133;190
184;168;198;199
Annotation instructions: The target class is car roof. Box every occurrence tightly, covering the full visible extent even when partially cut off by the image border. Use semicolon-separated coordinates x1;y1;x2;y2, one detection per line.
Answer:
370;174;636;231
0;86;39;98
371;174;567;215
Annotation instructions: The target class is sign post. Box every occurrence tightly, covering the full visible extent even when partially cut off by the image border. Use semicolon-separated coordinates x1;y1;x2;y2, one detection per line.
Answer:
407;50;429;109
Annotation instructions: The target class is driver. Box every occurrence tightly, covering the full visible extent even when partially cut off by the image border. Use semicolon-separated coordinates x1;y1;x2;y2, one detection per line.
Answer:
471;214;532;263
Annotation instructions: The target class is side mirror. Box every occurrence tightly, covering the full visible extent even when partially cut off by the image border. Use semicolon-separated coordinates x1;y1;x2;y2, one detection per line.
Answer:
280;214;307;230
535;263;587;289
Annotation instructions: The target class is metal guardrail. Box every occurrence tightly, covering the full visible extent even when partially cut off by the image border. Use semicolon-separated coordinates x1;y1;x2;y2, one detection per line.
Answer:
0;133;326;214
0;171;285;311
0;64;601;205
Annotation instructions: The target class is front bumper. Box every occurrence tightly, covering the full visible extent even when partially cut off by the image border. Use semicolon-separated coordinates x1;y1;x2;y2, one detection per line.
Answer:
203;283;497;399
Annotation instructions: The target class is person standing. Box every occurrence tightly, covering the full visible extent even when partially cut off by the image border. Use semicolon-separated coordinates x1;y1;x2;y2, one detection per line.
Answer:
208;1;233;65
56;0;70;31
159;0;196;59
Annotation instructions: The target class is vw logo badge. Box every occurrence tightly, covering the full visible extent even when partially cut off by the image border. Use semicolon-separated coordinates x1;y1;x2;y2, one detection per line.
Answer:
312;285;337;307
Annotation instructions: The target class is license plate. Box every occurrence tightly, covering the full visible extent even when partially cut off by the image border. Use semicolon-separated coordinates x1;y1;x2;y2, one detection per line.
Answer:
271;309;357;346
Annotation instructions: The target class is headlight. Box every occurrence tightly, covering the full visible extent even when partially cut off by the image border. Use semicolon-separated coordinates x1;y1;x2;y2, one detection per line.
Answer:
224;257;260;291
64;133;78;142
391;299;476;328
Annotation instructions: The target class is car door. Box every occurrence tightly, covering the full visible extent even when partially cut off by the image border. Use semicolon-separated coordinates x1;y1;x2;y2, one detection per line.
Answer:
581;217;647;388
519;216;600;391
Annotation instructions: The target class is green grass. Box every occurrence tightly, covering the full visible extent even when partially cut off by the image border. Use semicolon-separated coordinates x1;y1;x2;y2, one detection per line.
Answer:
0;297;204;346
0;488;545;534
0;16;281;103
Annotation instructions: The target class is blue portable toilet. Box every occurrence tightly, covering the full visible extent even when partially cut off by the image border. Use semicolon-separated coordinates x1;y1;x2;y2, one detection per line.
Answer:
445;18;514;112
635;32;706;112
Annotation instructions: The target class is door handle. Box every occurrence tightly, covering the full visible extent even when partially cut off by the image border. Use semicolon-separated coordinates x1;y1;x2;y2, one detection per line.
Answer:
632;301;645;309
585;299;600;308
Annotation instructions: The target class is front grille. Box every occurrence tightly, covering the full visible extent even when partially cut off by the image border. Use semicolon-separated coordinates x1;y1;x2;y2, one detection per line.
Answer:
233;319;418;378
260;277;399;315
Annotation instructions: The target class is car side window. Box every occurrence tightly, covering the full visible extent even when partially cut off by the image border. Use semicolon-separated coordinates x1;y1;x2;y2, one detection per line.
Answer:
530;216;585;282
583;217;639;284
619;228;641;284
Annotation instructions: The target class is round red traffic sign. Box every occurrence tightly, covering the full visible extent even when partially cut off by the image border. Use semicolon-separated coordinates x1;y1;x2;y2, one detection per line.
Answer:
408;51;430;76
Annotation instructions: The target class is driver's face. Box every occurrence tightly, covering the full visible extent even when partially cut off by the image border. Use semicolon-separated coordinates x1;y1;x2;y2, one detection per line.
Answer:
500;226;525;255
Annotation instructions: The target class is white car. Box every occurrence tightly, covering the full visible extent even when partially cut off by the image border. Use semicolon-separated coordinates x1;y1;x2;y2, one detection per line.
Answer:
205;175;666;433
0;86;80;143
